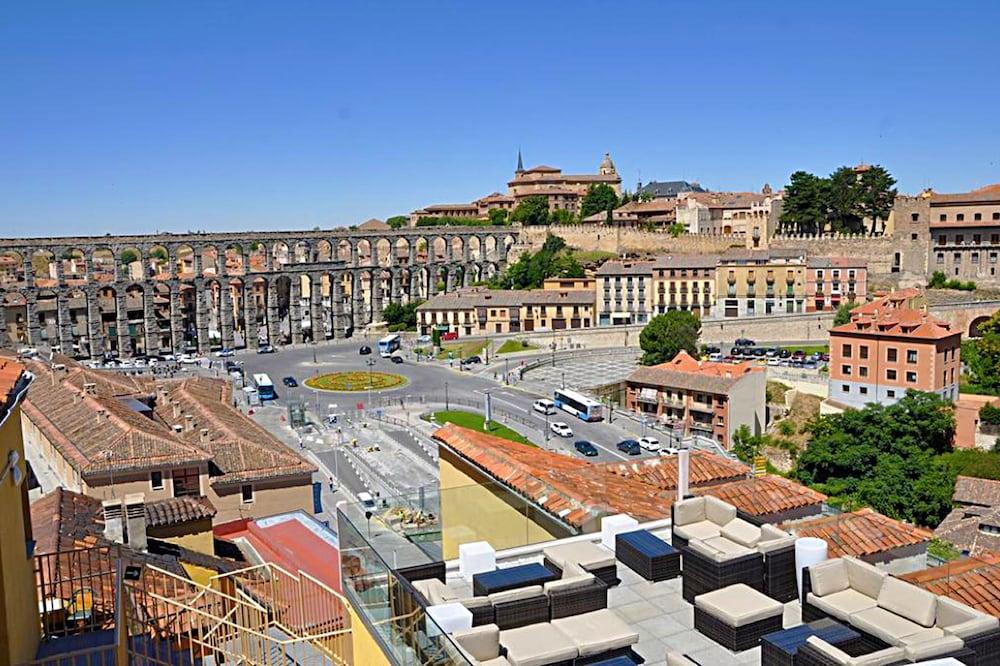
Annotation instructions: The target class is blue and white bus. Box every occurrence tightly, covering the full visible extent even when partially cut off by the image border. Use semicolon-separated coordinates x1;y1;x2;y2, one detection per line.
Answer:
553;388;604;422
253;373;276;400
378;334;401;357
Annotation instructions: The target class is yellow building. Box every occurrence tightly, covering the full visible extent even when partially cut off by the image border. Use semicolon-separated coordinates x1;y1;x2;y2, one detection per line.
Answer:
713;248;808;317
417;286;596;336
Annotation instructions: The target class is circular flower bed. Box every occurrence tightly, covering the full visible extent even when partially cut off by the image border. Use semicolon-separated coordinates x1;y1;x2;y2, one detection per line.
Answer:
304;371;408;392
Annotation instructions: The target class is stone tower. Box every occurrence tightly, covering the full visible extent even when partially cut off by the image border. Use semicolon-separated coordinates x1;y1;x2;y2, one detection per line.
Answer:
599;152;617;176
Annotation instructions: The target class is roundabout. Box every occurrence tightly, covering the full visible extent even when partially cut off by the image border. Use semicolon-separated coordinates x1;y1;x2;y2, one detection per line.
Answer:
304;371;408;392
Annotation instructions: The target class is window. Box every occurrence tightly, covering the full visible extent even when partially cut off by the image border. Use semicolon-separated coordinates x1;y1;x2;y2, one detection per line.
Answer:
937;253;944;264
842;365;852;375
957;214;965;222
911;233;918;241
859;366;868;378
241;484;254;504
860;345;869;360
939;214;947;222
974;234;982;244
976;213;983;221
842;344;852;359
887;390;896;399
907;349;918;364
842;385;850;393
860;386;868;395
150;471;164;491
911;213;919;222
938;235;947;244
906;371;917;383
172;467;200;497
992;253;998;264
887;369;897;381
973;253;980;264
887;348;897;362
994;213;1000;221
957;235;964;243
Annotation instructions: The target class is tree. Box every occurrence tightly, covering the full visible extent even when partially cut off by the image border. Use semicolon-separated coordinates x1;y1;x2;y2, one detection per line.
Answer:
386;215;409;229
549;209;576;225
491;234;582;289
779;171;827;234
731;425;763;464
511;196;551;226
120;249;140;266
487;208;508;225
639;311;701;366
382;299;424;331
668;223;686;237
833;301;857;326
580;184;620;219
963;310;1000;394
826;167;863;234
856;165;897;235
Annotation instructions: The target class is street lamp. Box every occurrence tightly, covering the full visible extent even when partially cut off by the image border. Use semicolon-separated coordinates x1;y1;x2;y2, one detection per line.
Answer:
561;371;565;389
544;410;550;442
445;381;450;411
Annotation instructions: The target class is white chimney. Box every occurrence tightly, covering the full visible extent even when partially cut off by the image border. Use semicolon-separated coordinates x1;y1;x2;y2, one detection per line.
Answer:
677;450;690;502
199;428;210;443
172;402;181;418
185;414;194;432
102;499;124;544
124;493;147;551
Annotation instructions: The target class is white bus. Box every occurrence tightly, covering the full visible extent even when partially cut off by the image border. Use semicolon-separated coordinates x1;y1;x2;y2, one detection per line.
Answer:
378;334;401;357
553;388;604;422
252;373;276;400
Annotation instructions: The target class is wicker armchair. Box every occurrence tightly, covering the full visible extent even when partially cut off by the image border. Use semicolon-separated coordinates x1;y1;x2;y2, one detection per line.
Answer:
681;539;764;603
546;577;608;620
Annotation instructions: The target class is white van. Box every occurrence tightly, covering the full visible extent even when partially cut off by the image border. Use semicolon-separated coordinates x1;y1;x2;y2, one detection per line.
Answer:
533;399;556;415
358;492;377;510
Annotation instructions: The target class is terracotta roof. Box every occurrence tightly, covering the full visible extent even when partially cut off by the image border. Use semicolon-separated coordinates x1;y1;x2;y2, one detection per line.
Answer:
0;359;26;419
595;260;655;276
601;452;749;491
357;218;390;230
832;304;957;341
954;476;1000;507
145;496;217;527
626;351;762;394
931;189;1000;205
433;424;678;528
693;475;827;517
934;506;1000;557
901;554;1000;617
650;254;719;270
782;508;931;558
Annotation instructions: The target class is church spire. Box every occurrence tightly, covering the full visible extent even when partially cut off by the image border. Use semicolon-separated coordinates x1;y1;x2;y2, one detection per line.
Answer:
516;149;524;173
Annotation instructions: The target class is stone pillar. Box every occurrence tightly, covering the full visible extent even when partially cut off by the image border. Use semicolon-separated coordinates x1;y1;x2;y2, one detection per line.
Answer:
220;283;234;350
445;269;455;293
353;272;366;327
371;272;383;322
169;283;185;354
332;273;345;339
192;249;203;277
57;291;74;353
350;242;359;266
54;252;66;285
410;271;421;301
23;256;35;289
409;241;417;265
86;292;102;358
0;300;9;348
266;280;280;346
463;265;472;287
289;276;303;344
244;283;259;349
195;280;210;354
462;238;471;263
143;286;159;355
310;276;323;341
25;293;40;346
116;291;130;357
390;270;401;305
445;237;454;264
428;265;439;297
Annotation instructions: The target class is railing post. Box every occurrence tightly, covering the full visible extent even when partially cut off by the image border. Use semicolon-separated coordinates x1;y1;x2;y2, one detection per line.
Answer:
114;559;128;666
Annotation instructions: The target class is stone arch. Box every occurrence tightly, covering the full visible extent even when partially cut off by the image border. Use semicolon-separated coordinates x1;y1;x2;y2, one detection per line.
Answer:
273;274;293;344
483;236;498;262
60;247;88;280
467;236;482;262
201;245;220;276
173;245;194;278
375;238;392;268
94;285;118;354
148;244;170;279
431;236;447;263
224;243;245;276
118;246;144;281
0;250;26;288
121;283;146;355
177;282;198;350
247;275;269;345
202;277;223;347
292;241;311;264
393;238;410;267
316;239;333;262
414;236;429;263
336;239;353;263
272;241;290;267
34;288;58;346
355;238;373;266
247;241;268;272
970;315;993;338
65;287;88;355
91;247;115;282
31;249;56;282
450;236;464;262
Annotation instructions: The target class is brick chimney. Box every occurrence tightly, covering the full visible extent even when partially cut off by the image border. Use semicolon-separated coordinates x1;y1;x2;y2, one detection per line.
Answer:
102;499;124;544
83;382;97;396
124;493;147;551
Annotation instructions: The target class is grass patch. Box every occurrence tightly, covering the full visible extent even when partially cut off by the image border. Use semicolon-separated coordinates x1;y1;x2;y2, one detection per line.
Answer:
781;344;829;355
429;410;536;447
305;371;407;391
568;249;616;265
436;339;488;360
497;340;538;355
766;380;790;404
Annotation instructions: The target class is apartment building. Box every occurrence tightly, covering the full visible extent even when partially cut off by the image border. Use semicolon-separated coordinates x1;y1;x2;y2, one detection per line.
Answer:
713;248;808;318
805;257;868;312
651;254;717;317
674;187;779;239
595;259;654;325
417;286;596;336
827;291;962;408
624;350;766;448
927;184;1000;284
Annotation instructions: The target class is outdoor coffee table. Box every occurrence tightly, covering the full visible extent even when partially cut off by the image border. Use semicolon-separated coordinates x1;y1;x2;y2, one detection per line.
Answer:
615;529;681;581
760;617;863;666
473;562;558;596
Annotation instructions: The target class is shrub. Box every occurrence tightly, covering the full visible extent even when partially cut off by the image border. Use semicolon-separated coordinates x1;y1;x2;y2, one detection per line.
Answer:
980;403;1000;426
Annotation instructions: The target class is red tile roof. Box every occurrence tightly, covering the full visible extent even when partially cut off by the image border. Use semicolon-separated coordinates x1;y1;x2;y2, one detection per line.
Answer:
834;293;956;341
145;496;217;528
934;506;1000;557
954;476;1000;507
693;475;827;516
782;508;932;558
902;554;1000;617
626;351;762;394
0;358;26;408
601;452;749;491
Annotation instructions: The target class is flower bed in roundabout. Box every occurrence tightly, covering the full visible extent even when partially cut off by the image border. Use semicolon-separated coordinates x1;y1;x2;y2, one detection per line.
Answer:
304;371;408;392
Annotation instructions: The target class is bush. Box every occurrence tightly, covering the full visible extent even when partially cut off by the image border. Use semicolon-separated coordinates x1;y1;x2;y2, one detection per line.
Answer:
980;403;1000;425
928;270;976;291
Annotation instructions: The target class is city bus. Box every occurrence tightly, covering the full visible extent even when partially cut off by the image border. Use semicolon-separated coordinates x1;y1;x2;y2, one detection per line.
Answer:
252;373;276;400
378;334;401;357
553;388;604;422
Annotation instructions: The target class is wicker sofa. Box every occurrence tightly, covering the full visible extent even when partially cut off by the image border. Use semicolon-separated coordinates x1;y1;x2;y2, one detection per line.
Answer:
802;557;1000;665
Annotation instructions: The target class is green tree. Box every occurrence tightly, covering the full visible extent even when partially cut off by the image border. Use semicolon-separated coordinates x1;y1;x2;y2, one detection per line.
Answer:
511;196;551;226
779;171;827;234
487;208;508;225
856;165;897;235
826;167;864;234
150;247;168;262
386;215;409;229
120;249;140;266
833;301;857;326
492;234;582;289
549;209;577;225
731;425;763;464
580;184;620;219
639;311;701;366
382;299;424;331
668;223;686;237
928;271;948;288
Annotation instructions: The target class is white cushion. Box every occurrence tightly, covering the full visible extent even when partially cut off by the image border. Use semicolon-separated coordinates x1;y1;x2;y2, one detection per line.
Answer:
704;495;736;526
760;523;789;540
877;576;937;628
943;614;1000;639
804;637;905;666
901;634;964;661
688;537;756;563
850;606;923;646
543;541;614;570
673;498;706;526
499;623;578;666
935;595;978;627
694;583;783;627
543;574;595;594
673;520;722;543
487;585;543;605
721;519;761;548
480;658;511;666
897;627;944;644
453;624;500;662
551;609;639;657
807;589;877;621
810;559;850;597
843;557;885;599
758;535;797;554
413;578;459;605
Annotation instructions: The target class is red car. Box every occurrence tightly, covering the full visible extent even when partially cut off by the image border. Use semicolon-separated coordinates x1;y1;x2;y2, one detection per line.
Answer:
441;331;459;341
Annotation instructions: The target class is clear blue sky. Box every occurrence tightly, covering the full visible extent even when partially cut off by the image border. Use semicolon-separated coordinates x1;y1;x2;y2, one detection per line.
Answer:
2;1;998;237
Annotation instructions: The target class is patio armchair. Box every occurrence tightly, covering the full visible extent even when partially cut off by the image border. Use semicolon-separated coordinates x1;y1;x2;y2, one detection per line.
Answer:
543;573;608;620
681;536;764;603
395;561;495;627
451;624;511;666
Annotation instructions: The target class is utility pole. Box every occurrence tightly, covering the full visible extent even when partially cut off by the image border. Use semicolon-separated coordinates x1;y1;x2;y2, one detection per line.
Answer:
445;381;449;411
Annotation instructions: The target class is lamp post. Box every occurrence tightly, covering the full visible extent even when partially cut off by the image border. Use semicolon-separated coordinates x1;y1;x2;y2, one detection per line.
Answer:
544;409;550;442
365;358;376;416
445;381;449;411
561;371;565;389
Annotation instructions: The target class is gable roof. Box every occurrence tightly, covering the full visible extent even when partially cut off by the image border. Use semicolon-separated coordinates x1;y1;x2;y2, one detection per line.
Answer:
638;180;707;198
600;452;749;491
934;505;1000;557
626;351;762;394
954;476;1000;507
901;554;1000;617
692;475;827;517
782;508;931;559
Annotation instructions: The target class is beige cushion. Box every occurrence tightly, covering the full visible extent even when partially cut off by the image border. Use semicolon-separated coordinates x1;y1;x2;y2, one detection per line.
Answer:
413;578;459;605
561;562;587;578
902;634;964;661
453;624;501;662
487;585;543;605
936;595;978;627
480;658;511;666
543;574;595;594
499;623;578;666
688;537;756;563
721;519;761;548
877;576;937;628
807;589;877;621
543;541;614;571
694;583;783;627
704;495;737;526
849;606;923;646
458;595;492;610
758;535;797;554
673;520;722;543
804;637;904;666
810;559;850;597
843;557;885;599
666;654;698;666
943;614;1000;639
673;497;706;526
551;609;639;657
896;626;944;644
760;523;789;541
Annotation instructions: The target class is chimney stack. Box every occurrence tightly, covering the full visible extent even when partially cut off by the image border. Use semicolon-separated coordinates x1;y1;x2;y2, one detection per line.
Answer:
96;408;108;424
199;428;210;443
102;499;124;544
185;414;194;432
124;493;147;551
172;402;181;419
83;382;96;396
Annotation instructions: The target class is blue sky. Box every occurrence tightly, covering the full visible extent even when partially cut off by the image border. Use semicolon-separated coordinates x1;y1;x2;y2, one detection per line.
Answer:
2;1;998;237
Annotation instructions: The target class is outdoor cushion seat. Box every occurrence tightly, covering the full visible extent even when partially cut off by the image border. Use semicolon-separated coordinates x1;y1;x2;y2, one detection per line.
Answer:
543;572;595;595
720;519;762;548
487;585;543;605
843;557;886;599
499;623;578;666
542;541;614;572
901;634;964;662
673;520;722;543
551;608;639;657
849;606;924;646
807;588;878;621
936;595;1000;638
809;559;851;597
413;577;461;605
876;576;937;628
896;626;945;645
803;636;905;666
673;496;737;537
453;624;511;666
693;583;783;627
687;536;756;563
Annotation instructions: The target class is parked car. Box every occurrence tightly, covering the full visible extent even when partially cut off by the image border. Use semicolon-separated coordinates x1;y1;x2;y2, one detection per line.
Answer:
731;346;744;357
659;446;680;456
417;334;432;344
765;347;779;357
282;376;298;387
550;421;573;438
533;399;556;415
574;440;599;457
461;355;482;366
639;436;661;452
441;331;459;341
708;352;723;362
358;492;377;510
617;439;641;455
767;357;781;366
804;360;818;369
359;345;372;355
779;349;791;359
390;355;404;364
215;348;235;357
179;354;201;364
792;350;806;359
735;337;755;347
257;344;276;354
